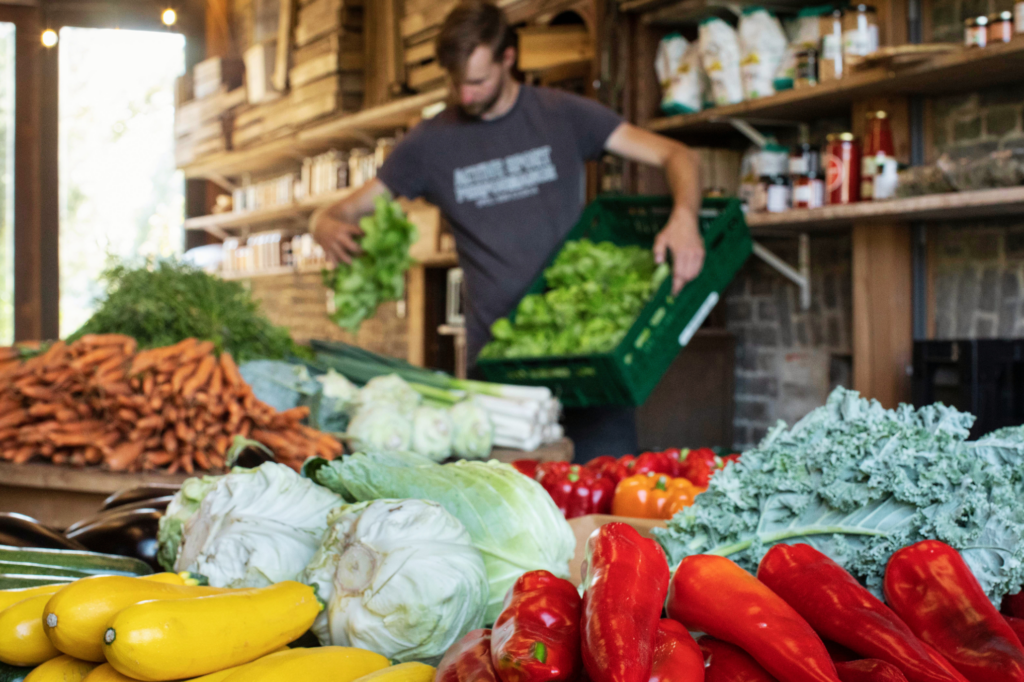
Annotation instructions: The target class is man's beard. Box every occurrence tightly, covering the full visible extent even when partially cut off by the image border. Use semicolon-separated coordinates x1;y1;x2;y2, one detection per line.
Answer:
458;73;506;119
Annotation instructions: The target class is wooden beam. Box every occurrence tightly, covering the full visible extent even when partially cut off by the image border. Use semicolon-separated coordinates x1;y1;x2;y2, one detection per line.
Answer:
852;222;913;408
406;265;426;366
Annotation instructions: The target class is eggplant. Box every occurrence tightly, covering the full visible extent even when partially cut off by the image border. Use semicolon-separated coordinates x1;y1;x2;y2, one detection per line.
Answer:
102;484;181;511
66;496;174;535
64;508;162;570
0;513;86;550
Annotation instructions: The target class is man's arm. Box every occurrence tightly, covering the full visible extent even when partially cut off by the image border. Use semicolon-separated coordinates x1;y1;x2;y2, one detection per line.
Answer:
605;123;704;295
309;179;391;264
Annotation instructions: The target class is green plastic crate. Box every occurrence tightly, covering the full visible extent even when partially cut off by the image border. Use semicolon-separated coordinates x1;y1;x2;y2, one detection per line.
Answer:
476;196;752;407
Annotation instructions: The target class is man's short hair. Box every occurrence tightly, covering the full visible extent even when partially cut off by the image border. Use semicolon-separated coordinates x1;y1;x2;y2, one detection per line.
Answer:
435;2;515;77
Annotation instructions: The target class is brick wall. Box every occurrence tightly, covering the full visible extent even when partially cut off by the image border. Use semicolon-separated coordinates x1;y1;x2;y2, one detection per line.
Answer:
246;271;410;358
932;86;1024;161
725;234;853;450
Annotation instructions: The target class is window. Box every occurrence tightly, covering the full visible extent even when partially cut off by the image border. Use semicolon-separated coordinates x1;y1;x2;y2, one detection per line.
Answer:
58;27;185;336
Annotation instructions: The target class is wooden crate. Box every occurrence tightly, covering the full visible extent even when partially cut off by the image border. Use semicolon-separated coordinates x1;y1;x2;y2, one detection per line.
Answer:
193;56;245;99
290;32;366;88
517;25;594;72
174;86;247;165
295;0;364;47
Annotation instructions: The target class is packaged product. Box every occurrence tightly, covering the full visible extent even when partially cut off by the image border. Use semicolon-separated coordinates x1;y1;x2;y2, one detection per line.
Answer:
655;33;704;115
699;18;744;106
738;7;788;100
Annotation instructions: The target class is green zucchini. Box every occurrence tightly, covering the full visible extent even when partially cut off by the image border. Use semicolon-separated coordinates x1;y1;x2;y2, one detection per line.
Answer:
0;574;76;590
0;545;152;577
0;662;33;682
0;561;92;579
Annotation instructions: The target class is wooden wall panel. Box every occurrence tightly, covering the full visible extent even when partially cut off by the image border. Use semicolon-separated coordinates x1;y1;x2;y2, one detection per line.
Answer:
852;222;913;408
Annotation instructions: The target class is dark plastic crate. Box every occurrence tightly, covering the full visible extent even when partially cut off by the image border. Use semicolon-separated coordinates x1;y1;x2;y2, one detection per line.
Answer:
476;196;752;407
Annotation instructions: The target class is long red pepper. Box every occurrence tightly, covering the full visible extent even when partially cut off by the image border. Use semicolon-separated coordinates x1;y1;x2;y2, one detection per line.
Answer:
581;522;669;682
650;620;704;682
490;570;581;682
757;543;967;682
667;554;840;682
437;629;501;682
699;636;778;682
834;660;909;682
884;540;1024;682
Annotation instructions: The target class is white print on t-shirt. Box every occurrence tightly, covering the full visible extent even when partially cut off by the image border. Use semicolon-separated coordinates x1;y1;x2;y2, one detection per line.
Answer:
453;146;559;208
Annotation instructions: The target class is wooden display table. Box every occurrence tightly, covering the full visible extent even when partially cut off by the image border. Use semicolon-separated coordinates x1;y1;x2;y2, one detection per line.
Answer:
0;438;574;529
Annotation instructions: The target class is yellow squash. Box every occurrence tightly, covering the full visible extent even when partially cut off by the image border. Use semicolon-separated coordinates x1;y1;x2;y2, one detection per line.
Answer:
0;594;61;666
185;647;309;679
82;664;140;682
44;574;231;662
104;581;321;682
220;647;390;682
0;583;64;612
351;662;436;682
24;654;99;682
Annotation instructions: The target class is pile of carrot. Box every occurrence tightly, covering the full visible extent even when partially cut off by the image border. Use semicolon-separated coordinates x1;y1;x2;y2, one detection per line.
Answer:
0;335;341;473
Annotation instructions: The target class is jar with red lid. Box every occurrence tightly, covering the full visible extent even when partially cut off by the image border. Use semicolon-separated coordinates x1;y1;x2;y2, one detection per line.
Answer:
825;132;861;204
862;111;895;201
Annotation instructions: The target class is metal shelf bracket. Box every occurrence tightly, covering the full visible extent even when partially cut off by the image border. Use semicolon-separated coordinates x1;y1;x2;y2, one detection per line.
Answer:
752;233;811;310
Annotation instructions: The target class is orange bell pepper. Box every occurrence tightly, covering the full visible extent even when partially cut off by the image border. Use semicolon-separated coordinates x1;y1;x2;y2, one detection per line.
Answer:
611;473;705;519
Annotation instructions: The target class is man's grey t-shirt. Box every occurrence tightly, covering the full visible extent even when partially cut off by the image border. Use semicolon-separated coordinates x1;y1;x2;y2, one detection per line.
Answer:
377;85;623;363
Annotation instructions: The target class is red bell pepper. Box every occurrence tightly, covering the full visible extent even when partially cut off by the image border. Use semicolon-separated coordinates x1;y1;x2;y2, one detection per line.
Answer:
633;451;679;478
699;636;777;682
437;629;501;682
650;620;704;682
584;456;633;486
678;448;738;487
884;540;1024;682
667;554;840;682
581;522;669;682
491;570;582;682
511;460;540;478
1006;616;1024;645
535;462;615;519
1004;591;1024;619
757;543;968;682
834;661;909;682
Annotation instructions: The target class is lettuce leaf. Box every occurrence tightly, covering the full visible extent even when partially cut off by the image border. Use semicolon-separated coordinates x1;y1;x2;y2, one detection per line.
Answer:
655;387;1024;605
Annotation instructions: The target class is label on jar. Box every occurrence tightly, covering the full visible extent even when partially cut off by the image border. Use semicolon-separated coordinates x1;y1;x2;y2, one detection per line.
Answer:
790;156;809;176
843;24;879;56
766;183;792;213
822;33;842;59
793;180;825;209
1017;2;1024;33
966;25;988;47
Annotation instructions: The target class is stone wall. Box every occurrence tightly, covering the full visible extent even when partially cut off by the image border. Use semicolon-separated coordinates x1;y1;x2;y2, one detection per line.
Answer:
931;221;1024;338
932;86;1024;162
724;234;853;450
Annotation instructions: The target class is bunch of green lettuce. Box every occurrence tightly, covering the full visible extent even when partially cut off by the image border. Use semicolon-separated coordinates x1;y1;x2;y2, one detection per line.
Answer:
479;239;669;359
323;196;418;331
307;452;576;622
654;387;1024;606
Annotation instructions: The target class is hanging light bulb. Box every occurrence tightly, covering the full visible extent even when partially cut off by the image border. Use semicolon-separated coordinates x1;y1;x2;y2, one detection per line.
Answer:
161;7;177;26
41;28;58;48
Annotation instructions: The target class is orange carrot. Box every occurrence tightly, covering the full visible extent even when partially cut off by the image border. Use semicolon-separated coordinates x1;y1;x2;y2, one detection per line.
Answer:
79;333;134;347
180;340;215;365
182;355;216;400
162;430;179;455
219;353;243;388
106;440;145;471
70;345;121;371
0;409;28;429
180;450;194;475
194;449;211;470
171;361;198;394
84;447;102;464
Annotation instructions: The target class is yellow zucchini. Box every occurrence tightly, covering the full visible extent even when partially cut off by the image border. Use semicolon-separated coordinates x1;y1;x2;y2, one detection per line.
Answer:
81;664;137;682
44;575;231;662
0;594;61;667
23;655;98;682
183;649;307;682
0;584;64;613
104;581;321;682
220;647;390;682
351;663;435;682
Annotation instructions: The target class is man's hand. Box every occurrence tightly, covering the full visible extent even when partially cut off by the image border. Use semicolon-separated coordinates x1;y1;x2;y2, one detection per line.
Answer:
653;209;704;295
311;208;364;265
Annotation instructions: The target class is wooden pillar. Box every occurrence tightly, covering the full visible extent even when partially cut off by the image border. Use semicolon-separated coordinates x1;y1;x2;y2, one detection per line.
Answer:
852;222;913;407
406;265;426;366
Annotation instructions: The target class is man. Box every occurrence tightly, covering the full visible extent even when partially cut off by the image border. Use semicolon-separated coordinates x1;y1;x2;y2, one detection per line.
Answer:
311;1;703;459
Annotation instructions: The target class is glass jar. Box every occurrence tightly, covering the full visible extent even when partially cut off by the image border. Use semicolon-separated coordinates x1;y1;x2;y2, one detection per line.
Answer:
765;175;792;213
793;173;825;209
862;111;895;201
843;4;879;58
825;132;861;205
989;11;1013;43
1016;0;1024;34
795;48;819;88
965;16;988;47
820;9;845;80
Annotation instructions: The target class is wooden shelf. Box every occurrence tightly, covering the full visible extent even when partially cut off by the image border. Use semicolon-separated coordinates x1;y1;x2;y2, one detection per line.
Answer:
647;40;1024;137
184;187;357;238
746;187;1024;234
219;251;458;281
181;89;448;181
